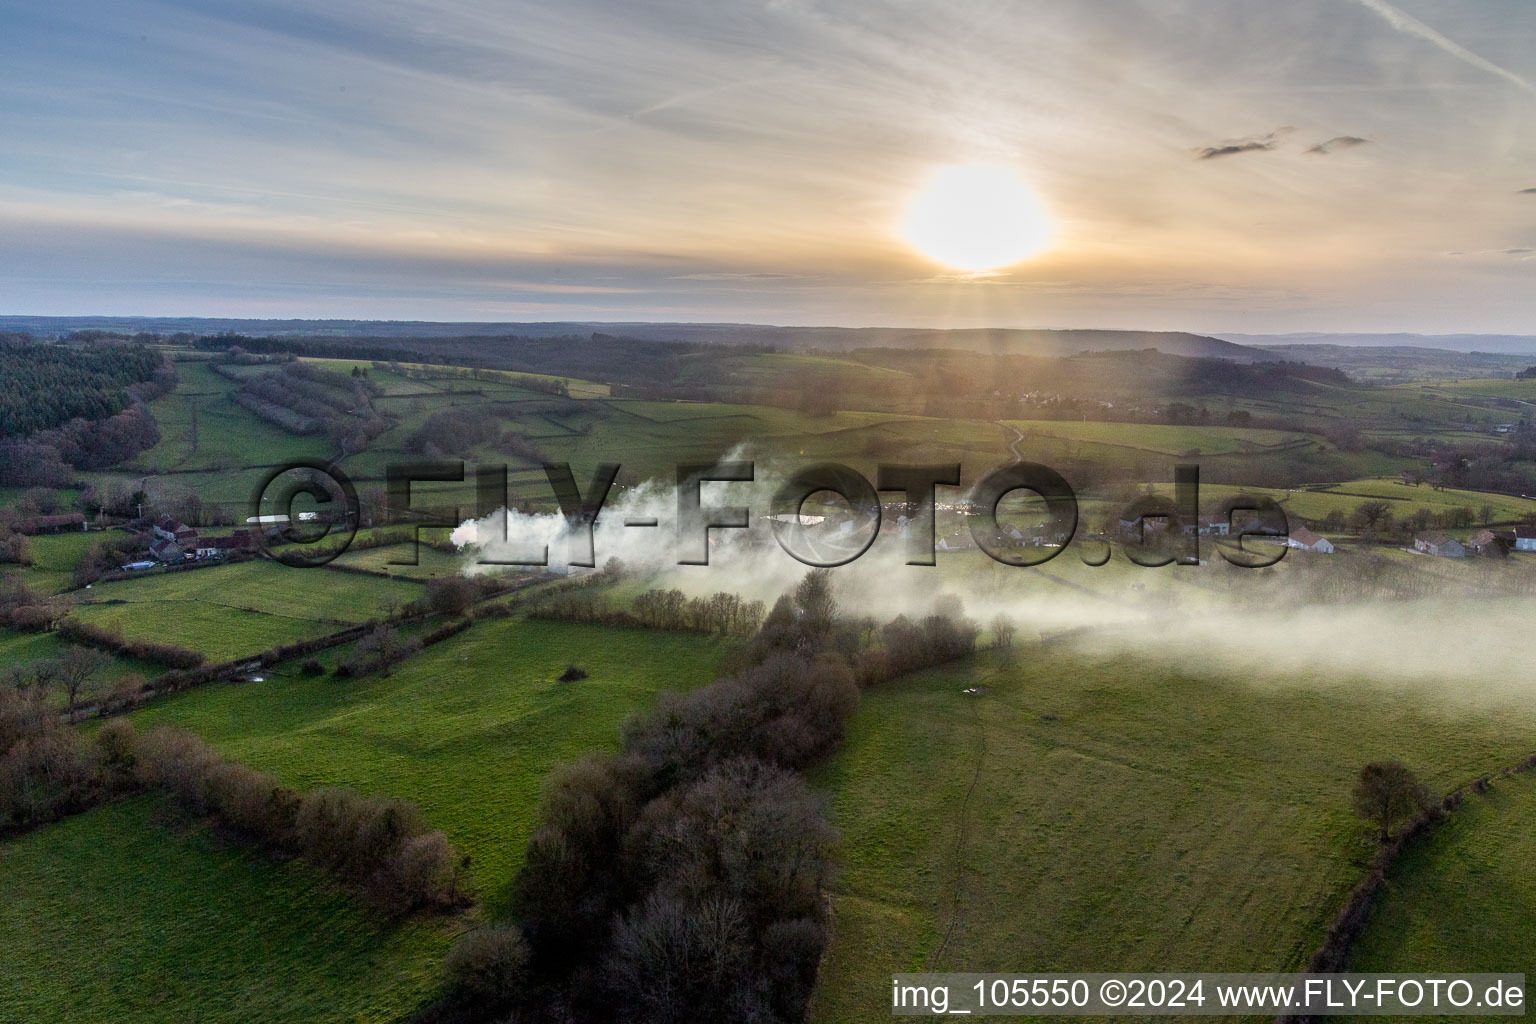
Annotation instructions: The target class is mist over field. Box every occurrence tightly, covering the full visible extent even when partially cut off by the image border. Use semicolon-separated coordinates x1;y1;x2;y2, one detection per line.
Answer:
451;453;1536;708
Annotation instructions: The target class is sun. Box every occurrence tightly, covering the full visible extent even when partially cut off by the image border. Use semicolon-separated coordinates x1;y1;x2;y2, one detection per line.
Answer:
900;164;1052;271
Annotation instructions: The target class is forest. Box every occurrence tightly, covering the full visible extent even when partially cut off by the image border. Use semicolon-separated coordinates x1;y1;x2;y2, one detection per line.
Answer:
0;336;165;437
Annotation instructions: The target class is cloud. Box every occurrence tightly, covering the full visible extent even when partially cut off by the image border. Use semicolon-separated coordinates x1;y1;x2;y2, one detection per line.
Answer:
1194;128;1291;160
1350;0;1536;97
1305;135;1370;155
1520;188;1536;195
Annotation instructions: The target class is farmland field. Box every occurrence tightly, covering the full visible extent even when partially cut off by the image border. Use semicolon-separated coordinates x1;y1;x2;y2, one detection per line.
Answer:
124;617;739;907
1349;771;1536;977
66;560;425;662
13;528;98;592
806;645;1536;1024
0;795;449;1024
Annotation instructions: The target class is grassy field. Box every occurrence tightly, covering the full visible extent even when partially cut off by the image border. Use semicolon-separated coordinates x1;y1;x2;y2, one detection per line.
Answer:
12;528;99;592
1314;478;1536;520
806;645;1536;1024
79;559;424;621
125;617;737;909
69;560;424;662
1140;477;1536;527
328;540;473;580
0;795;449;1024
1349;771;1536;978
1009;419;1314;455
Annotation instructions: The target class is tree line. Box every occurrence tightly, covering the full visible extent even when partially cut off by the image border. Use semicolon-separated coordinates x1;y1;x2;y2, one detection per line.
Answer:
0;693;467;915
426;570;981;1024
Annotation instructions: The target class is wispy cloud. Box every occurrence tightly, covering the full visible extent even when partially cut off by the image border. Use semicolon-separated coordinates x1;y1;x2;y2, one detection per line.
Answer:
1520;188;1536;194
1350;0;1536;96
1306;135;1370;155
1194;128;1292;160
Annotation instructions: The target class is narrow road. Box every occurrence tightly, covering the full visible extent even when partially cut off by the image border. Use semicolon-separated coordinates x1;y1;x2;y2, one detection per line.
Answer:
1002;422;1024;464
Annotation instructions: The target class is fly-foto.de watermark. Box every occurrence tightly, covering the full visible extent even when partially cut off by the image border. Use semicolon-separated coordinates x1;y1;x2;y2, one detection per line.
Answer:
251;458;1292;569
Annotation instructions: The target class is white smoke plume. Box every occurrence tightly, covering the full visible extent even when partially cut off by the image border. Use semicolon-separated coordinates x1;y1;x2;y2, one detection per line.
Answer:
451;451;1536;706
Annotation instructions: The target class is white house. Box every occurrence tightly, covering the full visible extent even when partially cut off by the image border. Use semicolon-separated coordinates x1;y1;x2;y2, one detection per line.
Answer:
1286;527;1335;553
1515;526;1536;552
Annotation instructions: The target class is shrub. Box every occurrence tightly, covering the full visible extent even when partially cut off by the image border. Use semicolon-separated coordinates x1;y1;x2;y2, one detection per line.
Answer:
444;925;531;1005
103;672;148;713
293;786;463;914
300;659;325;676
558;663;588;683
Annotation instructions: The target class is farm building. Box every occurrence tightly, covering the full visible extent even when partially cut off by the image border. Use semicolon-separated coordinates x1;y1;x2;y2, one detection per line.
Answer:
1118;515;1171;539
1183;515;1231;536
1514;526;1536;552
195;530;257;559
15;512;86;535
1468;529;1509;556
1414;532;1466;558
148;537;188;563
152;515;199;549
1285;527;1334;553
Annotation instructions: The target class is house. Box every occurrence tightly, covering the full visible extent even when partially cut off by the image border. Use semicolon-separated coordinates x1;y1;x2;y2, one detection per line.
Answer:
152;515;199;549
1118;515;1170;539
15;512;86;535
195;530;256;559
1514;526;1536;552
148;536;185;563
1286;527;1335;553
1184;514;1231;536
1414;531;1466;558
1467;529;1509;556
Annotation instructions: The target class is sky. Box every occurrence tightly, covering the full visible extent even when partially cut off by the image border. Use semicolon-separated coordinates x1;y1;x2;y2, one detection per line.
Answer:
2;0;1535;333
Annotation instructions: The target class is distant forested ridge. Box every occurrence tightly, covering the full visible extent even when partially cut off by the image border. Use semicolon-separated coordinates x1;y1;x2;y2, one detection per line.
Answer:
0;336;163;437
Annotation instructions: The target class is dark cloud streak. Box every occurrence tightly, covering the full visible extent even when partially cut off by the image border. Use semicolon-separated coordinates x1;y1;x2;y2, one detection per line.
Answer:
1194;128;1290;160
1306;135;1370;154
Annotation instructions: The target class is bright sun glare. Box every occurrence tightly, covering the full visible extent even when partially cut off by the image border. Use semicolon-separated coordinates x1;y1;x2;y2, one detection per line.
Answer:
901;164;1052;272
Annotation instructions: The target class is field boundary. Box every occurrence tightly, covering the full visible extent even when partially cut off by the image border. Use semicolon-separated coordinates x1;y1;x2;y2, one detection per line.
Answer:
1277;751;1536;1024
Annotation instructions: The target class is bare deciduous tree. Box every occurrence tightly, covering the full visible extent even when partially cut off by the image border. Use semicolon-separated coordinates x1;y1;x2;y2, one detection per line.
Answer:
1352;760;1431;843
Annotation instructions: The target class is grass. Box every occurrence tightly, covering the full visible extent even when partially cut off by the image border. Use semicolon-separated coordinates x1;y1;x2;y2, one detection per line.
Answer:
11;528;99;592
72;602;333;664
1008;419;1313;455
1349;770;1536;977
0;795;449;1024
1139;476;1536;527
329;541;471;580
124;616;737;910
1315;478;1536;520
79;559;423;624
806;645;1536;1024
64;559;424;662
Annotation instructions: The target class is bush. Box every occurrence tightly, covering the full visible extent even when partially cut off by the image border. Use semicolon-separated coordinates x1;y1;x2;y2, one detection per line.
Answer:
444;925;531;1005
0;689;104;832
293;786;463;914
55;616;205;669
558;663;588;683
300;659;325;677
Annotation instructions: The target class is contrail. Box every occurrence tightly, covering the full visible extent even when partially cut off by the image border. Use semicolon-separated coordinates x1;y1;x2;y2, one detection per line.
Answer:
1351;0;1536;96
